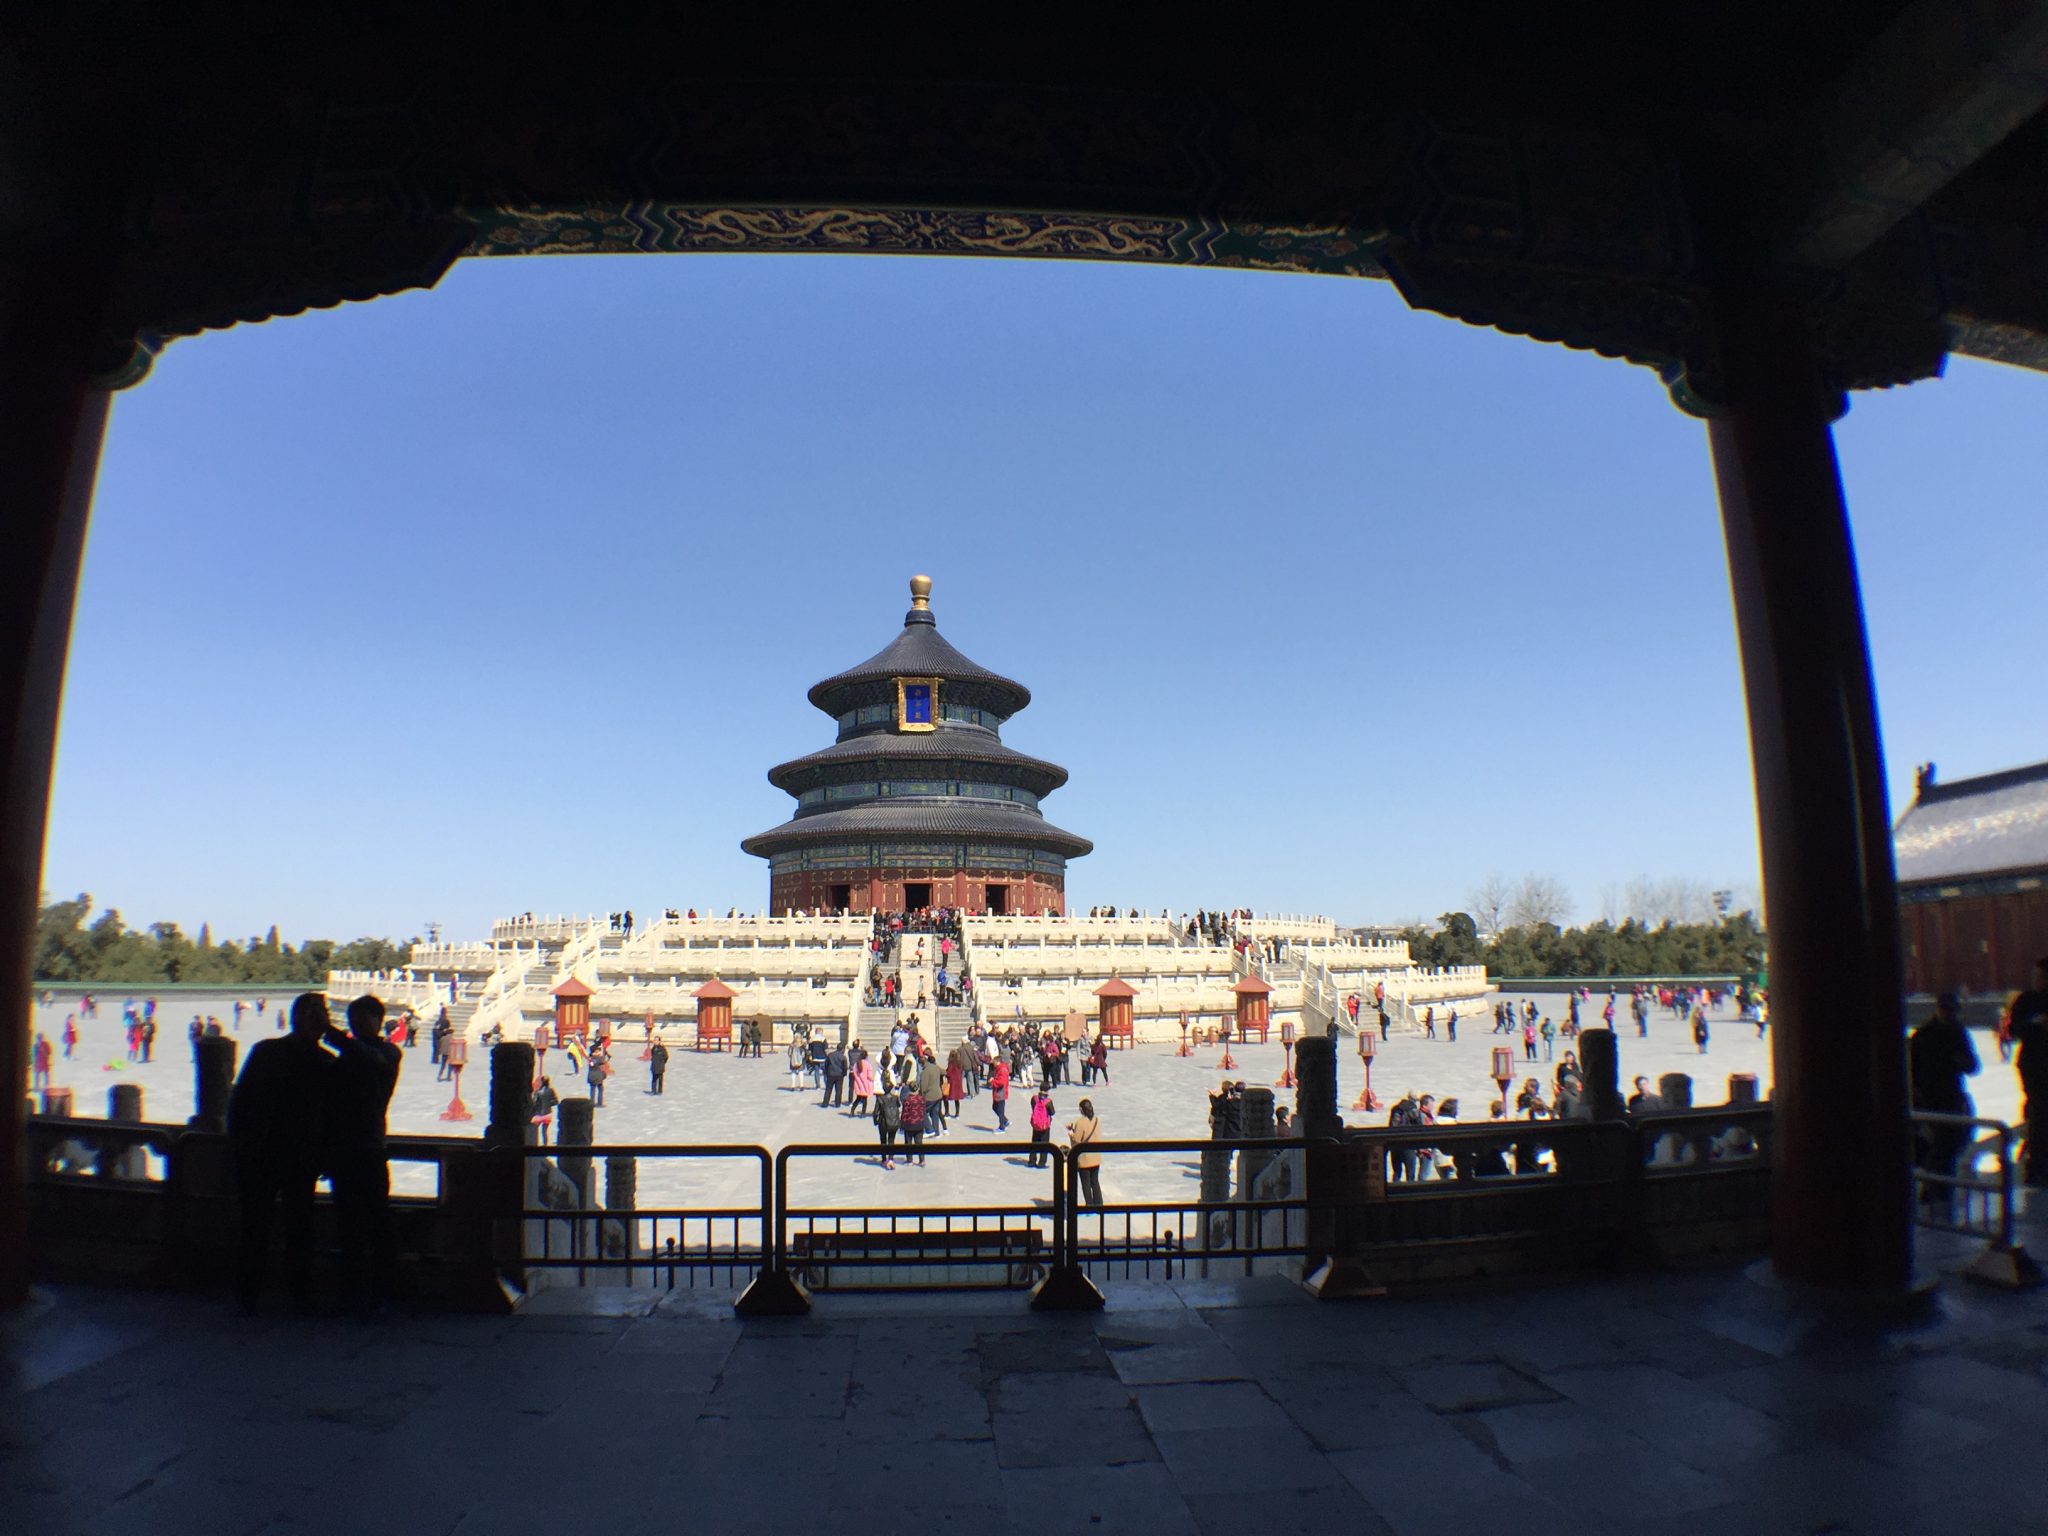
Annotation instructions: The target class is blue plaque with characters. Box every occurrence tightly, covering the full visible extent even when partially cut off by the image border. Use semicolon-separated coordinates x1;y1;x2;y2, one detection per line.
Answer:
896;676;939;731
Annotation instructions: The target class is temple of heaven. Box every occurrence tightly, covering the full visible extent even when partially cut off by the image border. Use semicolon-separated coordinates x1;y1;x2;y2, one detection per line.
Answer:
743;575;1092;915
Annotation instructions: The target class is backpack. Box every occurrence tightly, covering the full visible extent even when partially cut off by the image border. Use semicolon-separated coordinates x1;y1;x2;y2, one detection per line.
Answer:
1030;1097;1052;1131
1390;1098;1421;1128
901;1091;927;1130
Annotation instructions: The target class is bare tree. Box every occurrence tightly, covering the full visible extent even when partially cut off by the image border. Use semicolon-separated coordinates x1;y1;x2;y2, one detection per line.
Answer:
1466;874;1512;936
1619;876;1721;926
1505;873;1572;929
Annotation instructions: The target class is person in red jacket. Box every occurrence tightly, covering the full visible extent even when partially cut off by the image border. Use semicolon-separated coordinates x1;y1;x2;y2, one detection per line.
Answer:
989;1057;1011;1131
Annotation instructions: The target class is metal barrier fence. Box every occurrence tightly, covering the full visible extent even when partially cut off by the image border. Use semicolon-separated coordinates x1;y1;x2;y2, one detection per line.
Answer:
1910;1110;2041;1288
1072;1137;1309;1282
520;1143;770;1290
512;1136;1314;1298
20;1108;1835;1310
776;1140;1062;1292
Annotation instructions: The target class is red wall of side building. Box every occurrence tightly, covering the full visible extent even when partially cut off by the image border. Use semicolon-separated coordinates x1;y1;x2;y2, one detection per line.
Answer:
772;867;1065;916
1902;884;2048;996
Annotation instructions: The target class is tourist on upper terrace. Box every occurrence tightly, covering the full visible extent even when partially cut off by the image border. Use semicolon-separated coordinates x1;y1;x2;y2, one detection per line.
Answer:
228;992;333;1316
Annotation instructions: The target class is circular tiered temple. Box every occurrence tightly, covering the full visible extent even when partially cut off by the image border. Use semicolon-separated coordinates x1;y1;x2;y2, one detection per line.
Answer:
743;576;1092;915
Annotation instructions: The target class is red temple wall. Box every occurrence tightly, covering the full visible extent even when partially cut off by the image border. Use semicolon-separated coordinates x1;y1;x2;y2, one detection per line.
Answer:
1902;884;2048;995
771;867;1065;916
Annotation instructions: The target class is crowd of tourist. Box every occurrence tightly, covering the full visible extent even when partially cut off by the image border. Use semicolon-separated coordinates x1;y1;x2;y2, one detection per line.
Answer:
772;1010;1111;1185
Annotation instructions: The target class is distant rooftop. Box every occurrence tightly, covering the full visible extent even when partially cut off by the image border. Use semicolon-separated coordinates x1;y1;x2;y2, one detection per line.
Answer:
1893;758;2048;885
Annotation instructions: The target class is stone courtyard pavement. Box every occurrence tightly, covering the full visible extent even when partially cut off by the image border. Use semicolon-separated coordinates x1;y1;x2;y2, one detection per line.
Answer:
8;1250;2048;1536
32;990;2027;1212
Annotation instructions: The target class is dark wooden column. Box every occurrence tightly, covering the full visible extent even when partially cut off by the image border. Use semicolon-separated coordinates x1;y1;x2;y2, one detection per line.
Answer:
1707;293;1913;1295
0;257;112;1307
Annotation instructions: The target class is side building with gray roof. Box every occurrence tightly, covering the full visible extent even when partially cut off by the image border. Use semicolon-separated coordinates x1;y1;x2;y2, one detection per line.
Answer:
1894;759;2048;996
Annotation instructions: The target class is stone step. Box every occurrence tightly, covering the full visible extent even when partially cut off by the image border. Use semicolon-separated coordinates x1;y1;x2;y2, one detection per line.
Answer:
933;1006;974;1051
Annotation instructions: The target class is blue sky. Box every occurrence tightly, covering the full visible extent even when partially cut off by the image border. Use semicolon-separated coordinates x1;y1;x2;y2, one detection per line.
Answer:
41;253;2044;944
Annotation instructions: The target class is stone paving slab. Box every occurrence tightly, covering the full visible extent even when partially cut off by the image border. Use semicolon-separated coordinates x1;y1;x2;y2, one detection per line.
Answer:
10;1261;2048;1536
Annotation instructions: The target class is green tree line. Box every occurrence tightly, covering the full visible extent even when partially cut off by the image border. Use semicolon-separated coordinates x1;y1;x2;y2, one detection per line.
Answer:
1400;910;1767;980
35;893;413;986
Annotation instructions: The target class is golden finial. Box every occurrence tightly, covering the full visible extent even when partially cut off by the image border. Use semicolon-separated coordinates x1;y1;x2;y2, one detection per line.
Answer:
909;574;933;611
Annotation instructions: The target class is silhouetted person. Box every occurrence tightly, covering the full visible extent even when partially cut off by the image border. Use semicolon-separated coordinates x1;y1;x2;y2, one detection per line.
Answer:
2009;960;2048;1186
1909;990;1979;1209
228;992;333;1315
327;994;401;1317
649;1038;669;1095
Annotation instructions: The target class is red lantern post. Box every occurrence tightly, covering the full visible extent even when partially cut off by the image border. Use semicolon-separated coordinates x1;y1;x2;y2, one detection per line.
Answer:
1279;1020;1297;1089
1492;1046;1516;1116
1351;1028;1380;1111
439;1035;473;1122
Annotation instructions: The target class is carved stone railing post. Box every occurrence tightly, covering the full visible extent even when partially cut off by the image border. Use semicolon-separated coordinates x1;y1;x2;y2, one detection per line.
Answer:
486;1043;535;1149
557;1096;594;1208
189;1034;237;1133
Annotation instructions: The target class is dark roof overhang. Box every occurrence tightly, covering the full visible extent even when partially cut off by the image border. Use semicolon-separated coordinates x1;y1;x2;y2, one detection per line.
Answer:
742;801;1093;859
807;605;1030;716
766;726;1070;795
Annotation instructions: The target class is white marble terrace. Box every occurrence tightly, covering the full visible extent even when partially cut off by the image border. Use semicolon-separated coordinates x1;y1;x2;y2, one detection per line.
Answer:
325;911;1494;1046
